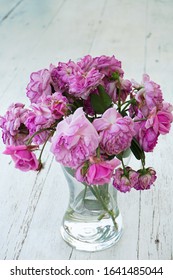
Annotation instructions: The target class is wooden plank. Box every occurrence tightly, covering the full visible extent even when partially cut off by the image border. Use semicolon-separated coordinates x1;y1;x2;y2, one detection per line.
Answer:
0;143;55;259
0;0;65;103
137;0;173;259
0;0;67;259
19;155;72;260
0;0;23;23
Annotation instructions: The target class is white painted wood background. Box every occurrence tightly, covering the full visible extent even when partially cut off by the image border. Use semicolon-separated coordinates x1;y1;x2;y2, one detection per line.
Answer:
0;0;173;260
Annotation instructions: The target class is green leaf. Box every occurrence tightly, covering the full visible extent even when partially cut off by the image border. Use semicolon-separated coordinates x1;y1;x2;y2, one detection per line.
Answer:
111;71;120;81
90;85;112;114
120;110;128;117
130;138;145;160
98;184;109;204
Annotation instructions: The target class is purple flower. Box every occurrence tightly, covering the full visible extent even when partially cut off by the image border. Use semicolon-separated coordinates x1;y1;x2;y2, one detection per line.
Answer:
51;60;78;90
133;74;163;117
113;167;139;193
134;104;173;152
75;157;120;185
3;145;39;171
139;127;158;152
106;77;132;103
69;68;104;100
25;105;55;145
157;102;173;134
93;55;124;77
50;108;99;168
77;55;95;72
134;111;159;152
41;91;68;120
93;107;135;155
134;167;157;190
26;69;52;104
135;125;158;151
0;103;29;145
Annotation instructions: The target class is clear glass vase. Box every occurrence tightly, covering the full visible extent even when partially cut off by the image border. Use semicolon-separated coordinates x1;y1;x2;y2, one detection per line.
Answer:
60;167;123;252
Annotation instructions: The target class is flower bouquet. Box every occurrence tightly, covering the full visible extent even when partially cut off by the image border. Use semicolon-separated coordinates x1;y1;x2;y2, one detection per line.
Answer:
0;55;172;251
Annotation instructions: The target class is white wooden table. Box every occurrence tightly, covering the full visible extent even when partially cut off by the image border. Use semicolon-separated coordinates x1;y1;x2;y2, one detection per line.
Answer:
0;0;173;260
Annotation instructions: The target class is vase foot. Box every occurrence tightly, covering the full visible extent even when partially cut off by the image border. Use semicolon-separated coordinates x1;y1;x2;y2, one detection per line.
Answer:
60;213;123;252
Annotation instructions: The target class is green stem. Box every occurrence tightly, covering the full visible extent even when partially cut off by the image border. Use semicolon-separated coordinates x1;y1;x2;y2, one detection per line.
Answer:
134;118;147;122
88;185;118;230
121;157;126;170
38;132;53;163
122;99;133;105
96;146;101;159
117;88;121;113
120;156;128;176
141;156;146;170
120;98;136;115
98;213;106;220
26;127;55;145
83;184;88;201
121;102;130;113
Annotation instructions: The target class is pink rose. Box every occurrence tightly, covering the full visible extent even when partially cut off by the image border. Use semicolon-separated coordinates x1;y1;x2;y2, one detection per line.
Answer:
106;78;132;103
133;74;163;117
3;145;39;171
51;60;78;90
134;110;159;152
69;68;104;100
93;55;124;77
0;103;29;145
50;108;99;168
77;55;95;72
93;107;135;155
25;105;55;145
75;158;120;185
26;69;52;104
134;103;173;152
113;167;139;193
144;105;173;135
157;102;173;134
140;127;158;152
134;168;157;190
40;91;68;120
